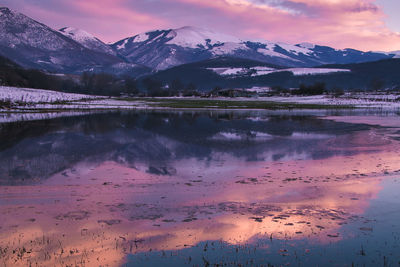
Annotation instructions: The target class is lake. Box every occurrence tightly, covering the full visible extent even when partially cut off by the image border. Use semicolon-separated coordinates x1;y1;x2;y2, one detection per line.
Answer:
1;110;400;266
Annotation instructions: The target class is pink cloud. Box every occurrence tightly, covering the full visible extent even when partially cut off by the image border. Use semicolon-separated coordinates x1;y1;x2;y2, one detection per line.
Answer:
173;0;400;51
4;0;168;43
69;0;168;42
3;0;400;50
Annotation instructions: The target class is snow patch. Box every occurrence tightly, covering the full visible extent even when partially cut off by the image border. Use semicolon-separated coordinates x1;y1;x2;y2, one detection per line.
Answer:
166;26;241;49
50;56;62;64
288;68;350;76
208;68;248;76
277;42;313;55
210;66;348;77
257;48;298;61
389;50;400;58
59;26;116;55
245;87;272;93
116;39;129;50
211;42;248;55
253;67;276;71
59;27;95;43
0;86;101;104
133;33;149;43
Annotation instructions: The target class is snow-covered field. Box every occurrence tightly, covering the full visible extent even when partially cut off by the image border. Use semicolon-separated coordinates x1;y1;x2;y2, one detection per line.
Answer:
0;86;152;116
0;86;101;103
287;68;350;76
209;66;350;77
2;86;400;124
0;86;149;109
256;93;400;108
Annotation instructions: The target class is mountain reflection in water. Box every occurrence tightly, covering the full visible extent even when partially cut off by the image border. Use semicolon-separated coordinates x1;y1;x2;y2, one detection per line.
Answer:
1;110;400;266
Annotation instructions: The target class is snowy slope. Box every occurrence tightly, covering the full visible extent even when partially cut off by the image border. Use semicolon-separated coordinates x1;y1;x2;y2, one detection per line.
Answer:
112;26;393;70
0;6;397;75
0;86;100;103
165;26;241;49
389;51;400;58
209;66;350;77
0;7;123;73
59;27;117;56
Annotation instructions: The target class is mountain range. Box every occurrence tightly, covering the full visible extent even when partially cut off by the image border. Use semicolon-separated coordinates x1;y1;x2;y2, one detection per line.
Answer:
1;6;399;77
112;26;398;71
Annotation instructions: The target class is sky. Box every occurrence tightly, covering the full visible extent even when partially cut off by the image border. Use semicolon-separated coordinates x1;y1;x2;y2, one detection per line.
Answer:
2;0;400;51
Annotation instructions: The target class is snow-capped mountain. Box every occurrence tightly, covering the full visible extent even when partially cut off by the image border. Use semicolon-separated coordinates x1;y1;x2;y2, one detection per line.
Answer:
113;26;393;70
0;7;123;73
59;27;117;56
0;6;398;76
386;51;400;58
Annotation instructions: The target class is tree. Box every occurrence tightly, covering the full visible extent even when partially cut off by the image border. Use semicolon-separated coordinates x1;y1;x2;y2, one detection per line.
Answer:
143;78;163;96
183;83;198;96
124;77;139;95
169;79;184;96
369;78;385;91
331;87;344;97
80;72;93;92
293;82;326;95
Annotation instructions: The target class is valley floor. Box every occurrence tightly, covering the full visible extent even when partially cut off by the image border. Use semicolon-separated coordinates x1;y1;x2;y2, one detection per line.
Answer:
1;85;400;123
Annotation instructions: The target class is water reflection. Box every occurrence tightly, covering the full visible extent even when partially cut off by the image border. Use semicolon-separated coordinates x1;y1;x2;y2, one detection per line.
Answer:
1;110;400;266
0;111;374;185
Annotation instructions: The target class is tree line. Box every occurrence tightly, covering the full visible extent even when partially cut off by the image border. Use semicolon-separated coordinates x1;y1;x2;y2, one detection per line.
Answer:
0;56;203;96
0;63;334;97
0;56;384;97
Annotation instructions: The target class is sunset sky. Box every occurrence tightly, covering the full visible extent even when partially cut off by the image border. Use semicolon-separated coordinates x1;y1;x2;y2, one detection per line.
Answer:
3;0;400;51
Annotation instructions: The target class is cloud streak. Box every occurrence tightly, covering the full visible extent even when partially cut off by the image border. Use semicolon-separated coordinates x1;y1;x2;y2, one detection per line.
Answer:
2;0;400;51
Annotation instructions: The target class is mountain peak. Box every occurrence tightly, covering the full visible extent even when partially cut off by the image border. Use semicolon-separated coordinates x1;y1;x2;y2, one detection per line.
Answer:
0;7;11;13
112;25;394;71
174;26;210;33
176;25;201;31
59;27;96;43
0;6;23;20
165;26;241;49
0;8;123;72
59;26;117;56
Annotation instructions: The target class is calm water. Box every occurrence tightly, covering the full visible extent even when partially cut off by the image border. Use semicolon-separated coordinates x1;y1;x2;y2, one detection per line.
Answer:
1;110;400;266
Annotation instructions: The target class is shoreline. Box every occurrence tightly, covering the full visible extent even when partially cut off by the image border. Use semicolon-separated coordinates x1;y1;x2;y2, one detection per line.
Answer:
2;86;400;116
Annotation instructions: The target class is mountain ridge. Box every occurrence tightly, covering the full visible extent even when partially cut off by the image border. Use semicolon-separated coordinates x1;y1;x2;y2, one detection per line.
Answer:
59;27;117;56
0;7;127;73
0;6;399;77
112;26;395;70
